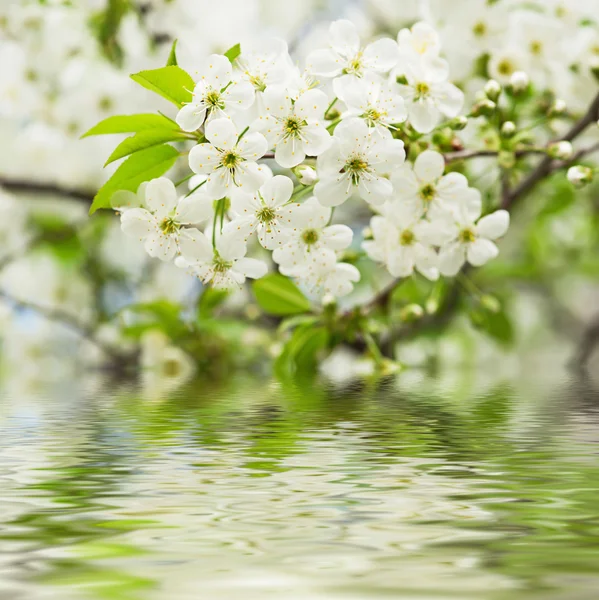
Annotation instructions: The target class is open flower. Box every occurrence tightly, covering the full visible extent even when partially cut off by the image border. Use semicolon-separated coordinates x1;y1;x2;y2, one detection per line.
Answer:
120;178;212;261
188;117;269;199
315;118;405;207
272;197;353;270
391;150;473;217
253;86;331;168
363;201;440;281
306;19;398;79
395;57;464;133
333;73;407;138
438;207;510;276
227;175;303;250
176;54;254;131
176;228;267;289
235;38;291;94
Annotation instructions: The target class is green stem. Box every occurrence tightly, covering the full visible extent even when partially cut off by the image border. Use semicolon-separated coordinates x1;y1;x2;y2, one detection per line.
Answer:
291;184;315;202
237;126;249;142
326;117;342;133
175;173;194;187
185;179;206;197
324;97;338;120
363;331;385;367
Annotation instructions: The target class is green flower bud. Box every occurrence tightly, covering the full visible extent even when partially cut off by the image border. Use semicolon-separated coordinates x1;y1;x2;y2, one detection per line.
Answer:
448;115;468;131
471;99;496;118
548;141;573;160
399;304;424;322
567;165;594;188
500;121;516;138
484;79;502;102
480;295;501;314
498;150;516;169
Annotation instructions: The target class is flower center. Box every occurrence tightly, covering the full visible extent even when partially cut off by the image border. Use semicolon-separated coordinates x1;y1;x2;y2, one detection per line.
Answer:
419;183;436;202
529;40;543;56
414;81;430;99
400;229;415;246
343;52;364;75
160;217;179;236
256;206;277;224
213;253;233;273
248;74;266;92
221;151;241;169
343;154;370;185
497;59;514;76
458;228;477;243
283;116;305;139
472;21;487;37
301;228;320;245
361;107;383;127
205;89;225;110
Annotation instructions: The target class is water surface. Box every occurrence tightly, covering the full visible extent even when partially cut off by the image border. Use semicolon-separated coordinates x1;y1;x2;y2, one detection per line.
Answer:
1;372;598;599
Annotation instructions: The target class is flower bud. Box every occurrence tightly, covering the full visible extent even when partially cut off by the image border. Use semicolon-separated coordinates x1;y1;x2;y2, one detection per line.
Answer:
549;98;567;117
498;150;516;169
480;295;501;314
501;121;516;138
484;79;502;102
399;304;424;322
395;74;408;85
471;99;496;118
548;141;573;161
509;71;529;93
567;165;594;188
295;165;317;185
448;115;468;131
362;226;373;241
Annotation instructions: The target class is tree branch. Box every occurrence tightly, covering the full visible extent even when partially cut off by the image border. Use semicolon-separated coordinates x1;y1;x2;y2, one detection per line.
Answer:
0;179;94;203
571;314;599;369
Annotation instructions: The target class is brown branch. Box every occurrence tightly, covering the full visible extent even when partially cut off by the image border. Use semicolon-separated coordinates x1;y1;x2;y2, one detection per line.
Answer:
571;314;599;369
444;148;546;162
1;179;94;204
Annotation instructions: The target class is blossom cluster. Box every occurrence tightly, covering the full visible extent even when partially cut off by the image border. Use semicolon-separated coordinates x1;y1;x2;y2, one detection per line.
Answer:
117;19;509;297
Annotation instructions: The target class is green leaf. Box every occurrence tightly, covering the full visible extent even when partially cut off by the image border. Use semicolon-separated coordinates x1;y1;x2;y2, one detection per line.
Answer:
104;129;187;166
90;144;179;214
81;114;177;138
253;273;311;316
224;43;241;63
469;305;514;347
130;66;194;108
275;325;329;378
166;39;178;66
198;287;229;319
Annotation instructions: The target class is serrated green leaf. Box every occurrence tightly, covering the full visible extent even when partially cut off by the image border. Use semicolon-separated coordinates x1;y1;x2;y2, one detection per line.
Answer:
166;39;178;66
224;43;241;63
130;66;194;108
104;129;187;166
81;114;176;138
90;144;179;214
253;274;311;316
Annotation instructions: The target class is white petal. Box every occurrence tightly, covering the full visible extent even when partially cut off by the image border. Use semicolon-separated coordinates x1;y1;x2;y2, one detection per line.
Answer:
121;208;155;238
233;257;268;279
201;54;232;88
363;37;399;72
467;238;498;266
358;175;392;206
438;242;466;276
205;117;238;149
391;165;420;201
315;175;351;207
433;82;464;118
224;81;255;112
145;177;177;217
321;224;353;250
179;228;213;262
175;196;214;225
261;85;291;119
238;131;268;160
176;103;206;132
189;143;221;174
144;231;177;261
275;137;306;168
306;48;342;77
475;210;510;240
216;230;247;261
262;175;293;208
414;150;445;183
436;172;469;200
408;99;439;133
302;123;332;157
235;161;268;192
329;20;360;56
295;89;329;119
388;250;415;277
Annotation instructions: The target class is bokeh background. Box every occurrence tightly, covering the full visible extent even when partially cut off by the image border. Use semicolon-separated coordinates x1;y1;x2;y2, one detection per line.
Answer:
1;0;599;391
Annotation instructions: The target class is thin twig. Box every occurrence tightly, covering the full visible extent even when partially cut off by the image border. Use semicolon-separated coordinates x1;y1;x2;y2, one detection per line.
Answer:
0;179;94;203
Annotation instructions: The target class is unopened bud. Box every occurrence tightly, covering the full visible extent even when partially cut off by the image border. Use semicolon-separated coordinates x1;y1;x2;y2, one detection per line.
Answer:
448;115;468;131
567;165;594;188
471;99;496;118
326;108;340;121
484;79;502;102
295;165;317;185
548;140;573;160
480;295;501;314
395;74;408;85
501;121;516;138
498;150;516;169
509;71;529;93
399;304;424;322
549;98;567;116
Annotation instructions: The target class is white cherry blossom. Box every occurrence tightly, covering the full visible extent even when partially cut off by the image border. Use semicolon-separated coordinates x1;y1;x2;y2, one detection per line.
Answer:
315;118;405;207
253;86;331;168
120;178;212;261
176;54;254;131
306;19;398;79
333;74;407;138
438;207;510;276
226;175;302;250
188;117;269;199
175;228;267;289
235;38;291;94
362;201;440;281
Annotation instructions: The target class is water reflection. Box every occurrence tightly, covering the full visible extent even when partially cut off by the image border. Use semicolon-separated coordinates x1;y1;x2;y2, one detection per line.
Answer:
0;372;598;599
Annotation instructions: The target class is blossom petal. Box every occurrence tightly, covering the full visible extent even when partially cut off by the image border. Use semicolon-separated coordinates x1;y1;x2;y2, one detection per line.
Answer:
144;232;177;261
306;48;342;77
176;103;206;132
391;165;420;201
179;228;213;262
358;174;392;205
388;249;415;277
414;150;445;183
434;82;464;118
467;238;498;266
200;54;232;88
216;230;247;261
315;175;351;207
295;88;329;119
408;99;439;133
188;143;221;175
438;242;466;276
238;131;268;160
476;210;510;240
205;117;238;149
262;175;294;208
121;208;155;239
224;81;255;112
275;137;306;168
175;196;214;225
329;20;360;56
235;161;268;192
302;123;332;157
145;177;177;217
363;37;399;72
321;224;353;250
233;257;268;279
